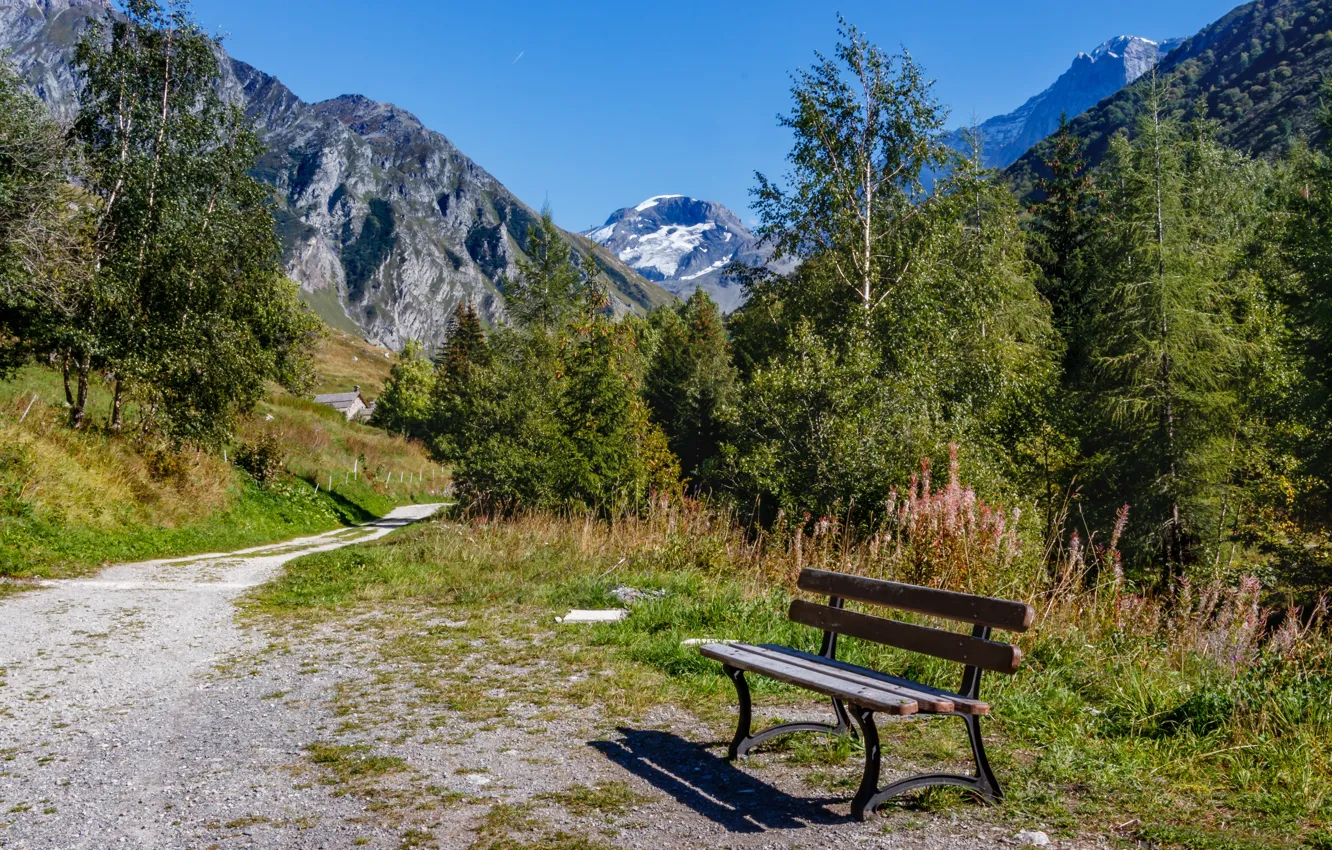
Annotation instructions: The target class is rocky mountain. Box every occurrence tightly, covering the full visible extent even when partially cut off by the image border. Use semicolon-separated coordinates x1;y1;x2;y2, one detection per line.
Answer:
584;196;790;313
948;35;1184;170
1007;0;1332;196
0;0;674;351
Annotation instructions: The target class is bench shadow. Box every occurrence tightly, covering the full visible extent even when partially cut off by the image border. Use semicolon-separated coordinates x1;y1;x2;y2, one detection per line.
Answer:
589;728;846;833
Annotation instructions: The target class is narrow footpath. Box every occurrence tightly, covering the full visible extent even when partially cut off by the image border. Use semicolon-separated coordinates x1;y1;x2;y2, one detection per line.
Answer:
0;504;443;849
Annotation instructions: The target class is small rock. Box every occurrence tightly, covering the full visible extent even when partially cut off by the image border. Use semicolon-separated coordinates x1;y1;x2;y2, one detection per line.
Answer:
610;586;666;605
1017;830;1051;846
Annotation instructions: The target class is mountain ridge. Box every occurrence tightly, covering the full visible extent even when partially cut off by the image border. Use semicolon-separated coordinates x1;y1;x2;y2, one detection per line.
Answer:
1005;0;1332;196
947;34;1183;170
0;0;674;350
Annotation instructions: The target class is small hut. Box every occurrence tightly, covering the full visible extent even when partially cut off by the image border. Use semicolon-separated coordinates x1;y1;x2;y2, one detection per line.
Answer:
314;386;369;421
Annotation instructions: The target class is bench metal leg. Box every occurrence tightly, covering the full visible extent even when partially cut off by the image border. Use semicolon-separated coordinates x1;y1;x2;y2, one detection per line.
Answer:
722;665;752;760
849;705;882;821
722;665;854;760
847;707;1003;820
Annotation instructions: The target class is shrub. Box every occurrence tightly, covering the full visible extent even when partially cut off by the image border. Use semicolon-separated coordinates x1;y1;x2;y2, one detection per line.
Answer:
235;432;285;484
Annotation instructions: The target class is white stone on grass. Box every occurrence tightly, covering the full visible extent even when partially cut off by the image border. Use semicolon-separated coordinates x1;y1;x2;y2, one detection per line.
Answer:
555;609;628;624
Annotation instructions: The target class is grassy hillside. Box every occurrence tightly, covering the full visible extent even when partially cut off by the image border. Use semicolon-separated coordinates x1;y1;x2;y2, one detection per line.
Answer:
1007;0;1332;197
0;334;445;579
309;329;395;396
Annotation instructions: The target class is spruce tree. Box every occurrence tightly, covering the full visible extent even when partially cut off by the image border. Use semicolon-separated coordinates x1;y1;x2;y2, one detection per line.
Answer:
1030;114;1099;339
429;300;491;462
506;208;583;331
1081;79;1265;581
643;290;737;486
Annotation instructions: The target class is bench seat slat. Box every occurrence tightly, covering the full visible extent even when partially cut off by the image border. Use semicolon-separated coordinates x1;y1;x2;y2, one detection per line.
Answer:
798;568;1035;633
788;600;1023;674
723;643;962;714
699;643;919;715
753;645;990;716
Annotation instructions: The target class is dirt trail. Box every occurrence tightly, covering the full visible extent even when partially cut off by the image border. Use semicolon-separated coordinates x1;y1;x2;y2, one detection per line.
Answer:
0;504;442;849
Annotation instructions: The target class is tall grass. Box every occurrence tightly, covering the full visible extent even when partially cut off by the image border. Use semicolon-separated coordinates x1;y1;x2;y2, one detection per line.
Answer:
259;448;1332;845
0;354;447;577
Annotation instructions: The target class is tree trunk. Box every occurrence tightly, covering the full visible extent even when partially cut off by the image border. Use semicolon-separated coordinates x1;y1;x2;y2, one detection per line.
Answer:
62;351;75;407
71;350;91;428
110;377;124;431
1151;80;1182;590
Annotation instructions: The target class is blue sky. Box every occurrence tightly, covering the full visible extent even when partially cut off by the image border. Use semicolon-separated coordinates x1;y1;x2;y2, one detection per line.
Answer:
189;0;1240;231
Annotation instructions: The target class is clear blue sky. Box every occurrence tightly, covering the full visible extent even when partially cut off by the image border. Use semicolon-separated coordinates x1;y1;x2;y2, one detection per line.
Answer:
188;0;1241;231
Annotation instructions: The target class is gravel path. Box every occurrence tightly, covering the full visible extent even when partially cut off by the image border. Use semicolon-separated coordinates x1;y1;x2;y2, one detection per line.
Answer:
0;504;1089;849
0;504;443;849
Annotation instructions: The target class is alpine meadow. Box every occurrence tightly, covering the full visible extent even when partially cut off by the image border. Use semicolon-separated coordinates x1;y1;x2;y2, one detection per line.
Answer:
2;1;1332;848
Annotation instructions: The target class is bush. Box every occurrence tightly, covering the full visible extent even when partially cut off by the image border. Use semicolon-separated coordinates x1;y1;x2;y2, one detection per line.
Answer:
235;432;285;483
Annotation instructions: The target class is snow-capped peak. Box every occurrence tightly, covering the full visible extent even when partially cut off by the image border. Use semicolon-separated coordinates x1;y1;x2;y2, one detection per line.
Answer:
583;195;790;313
635;194;685;212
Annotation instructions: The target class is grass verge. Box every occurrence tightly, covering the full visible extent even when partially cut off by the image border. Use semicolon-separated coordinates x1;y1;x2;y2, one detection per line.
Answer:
251;508;1332;849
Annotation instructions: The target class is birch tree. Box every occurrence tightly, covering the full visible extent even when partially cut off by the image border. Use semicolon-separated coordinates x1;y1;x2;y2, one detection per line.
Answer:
751;17;949;323
73;0;319;442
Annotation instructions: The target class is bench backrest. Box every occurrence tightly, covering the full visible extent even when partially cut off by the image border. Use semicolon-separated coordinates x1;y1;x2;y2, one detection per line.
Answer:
791;568;1034;675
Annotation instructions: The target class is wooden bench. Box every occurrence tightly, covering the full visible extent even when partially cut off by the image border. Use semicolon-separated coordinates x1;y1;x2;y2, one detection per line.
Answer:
698;568;1034;820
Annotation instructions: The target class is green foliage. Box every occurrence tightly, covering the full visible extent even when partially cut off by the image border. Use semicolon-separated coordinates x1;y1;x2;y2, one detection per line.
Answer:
428;228;679;513
370;339;434;439
642;291;737;486
68;0;321;443
724;322;932;524
728;21;1056;526
0;59;86;380
1029;114;1100;338
505;208;586;331
235;431;286;484
1283;83;1332;490
1072;84;1277;578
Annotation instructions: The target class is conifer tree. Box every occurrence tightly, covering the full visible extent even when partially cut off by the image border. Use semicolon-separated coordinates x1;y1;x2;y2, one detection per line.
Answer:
1284;82;1332;493
506;208;584;331
1082;79;1264;580
1030;114;1100;338
643;290;737;486
429;300;491;462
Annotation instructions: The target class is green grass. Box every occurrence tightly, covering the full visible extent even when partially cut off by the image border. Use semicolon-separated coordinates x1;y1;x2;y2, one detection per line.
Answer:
0;475;375;577
305;741;410;782
0;341;444;578
251;511;1332;848
533;782;652;817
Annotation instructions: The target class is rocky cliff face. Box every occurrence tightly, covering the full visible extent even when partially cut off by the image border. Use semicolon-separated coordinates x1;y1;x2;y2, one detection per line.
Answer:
585;196;791;313
948;35;1184;169
0;0;673;350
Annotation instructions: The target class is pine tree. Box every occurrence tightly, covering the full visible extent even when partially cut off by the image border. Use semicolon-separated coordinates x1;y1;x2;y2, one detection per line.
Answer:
643;290;737;486
506;208;583;331
1081;78;1265;581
